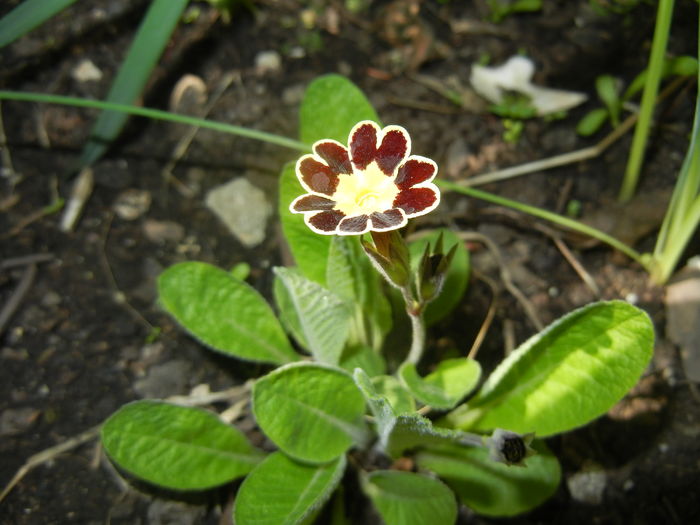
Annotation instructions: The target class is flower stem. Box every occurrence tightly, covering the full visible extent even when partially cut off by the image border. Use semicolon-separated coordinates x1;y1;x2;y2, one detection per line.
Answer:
400;286;426;366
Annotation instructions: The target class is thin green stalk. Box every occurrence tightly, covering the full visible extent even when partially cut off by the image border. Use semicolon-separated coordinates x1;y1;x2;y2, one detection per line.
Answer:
0;90;310;152
400;287;426;366
619;0;675;202
649;5;700;284
439;180;647;267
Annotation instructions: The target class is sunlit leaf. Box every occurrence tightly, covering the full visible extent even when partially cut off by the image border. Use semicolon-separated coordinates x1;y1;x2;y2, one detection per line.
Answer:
399;358;481;410
233;452;346;525
416;440;560;517
101;401;263;490
273;267;351;365
445;301;654;437
253;363;367;463
158;262;299;365
362;470;457;525
300;74;381;144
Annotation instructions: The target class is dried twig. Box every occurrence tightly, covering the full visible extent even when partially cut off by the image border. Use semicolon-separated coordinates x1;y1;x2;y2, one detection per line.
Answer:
466;269;498;360
0;263;36;337
458;232;544;331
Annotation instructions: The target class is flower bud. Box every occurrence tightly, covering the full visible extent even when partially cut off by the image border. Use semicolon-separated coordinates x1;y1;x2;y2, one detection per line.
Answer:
485;429;535;467
416;233;457;304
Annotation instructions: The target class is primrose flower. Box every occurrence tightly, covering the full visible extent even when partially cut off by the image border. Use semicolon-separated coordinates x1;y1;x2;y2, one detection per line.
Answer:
290;120;440;235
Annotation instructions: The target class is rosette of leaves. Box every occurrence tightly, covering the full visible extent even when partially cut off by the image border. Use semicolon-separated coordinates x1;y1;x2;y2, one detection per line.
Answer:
101;75;655;523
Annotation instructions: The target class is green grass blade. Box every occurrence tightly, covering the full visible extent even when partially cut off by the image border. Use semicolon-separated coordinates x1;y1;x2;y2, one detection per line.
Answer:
0;0;78;48
619;0;675;202
439;180;645;266
79;0;189;167
0;90;309;150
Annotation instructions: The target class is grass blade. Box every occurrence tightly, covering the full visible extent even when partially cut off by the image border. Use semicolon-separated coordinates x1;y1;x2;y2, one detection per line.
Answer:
79;0;189;167
0;0;78;48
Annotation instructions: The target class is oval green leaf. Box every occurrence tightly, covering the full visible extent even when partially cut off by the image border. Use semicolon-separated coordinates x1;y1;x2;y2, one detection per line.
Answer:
233;452;346;525
416;440;560;517
158;261;299;365
409;229;470;325
300;74;380;145
253;362;367;463
273;267;351;365
446;301;654;436
372;375;415;414
400;358;481;410
101;400;263;490
362;470;457;525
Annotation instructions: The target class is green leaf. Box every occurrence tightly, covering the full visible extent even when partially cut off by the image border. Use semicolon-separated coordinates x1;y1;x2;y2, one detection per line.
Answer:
273;267;351;365
408;229;470;325
445;301;654;437
101;401;263;490
353;368;397;447
299;74;380;145
416;440;560;517
385;414;467;458
80;0;189;166
328;236;393;350
576;107;609;136
399;358;481;410
372;375;415;414
158;262;298;365
233;451;346;525
362;471;457;525
279;162;332;285
0;0;78;48
339;344;387;377
253;362;368;463
595;74;620;127
354;369;463;457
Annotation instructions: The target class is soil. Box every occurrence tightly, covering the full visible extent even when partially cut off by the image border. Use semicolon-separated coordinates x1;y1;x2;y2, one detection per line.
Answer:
1;0;699;524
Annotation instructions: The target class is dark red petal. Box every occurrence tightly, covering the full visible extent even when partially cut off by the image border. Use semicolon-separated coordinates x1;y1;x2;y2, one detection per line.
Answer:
395;159;436;190
315;141;352;174
298;157;339;196
350;123;377;170
370;209;405;230
376;129;408;175
292;194;336;212
338;214;369;233
393;188;437;216
309;210;345;232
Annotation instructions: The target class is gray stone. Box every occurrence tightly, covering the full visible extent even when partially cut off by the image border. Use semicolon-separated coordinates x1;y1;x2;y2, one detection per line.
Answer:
567;467;607;505
133;359;191;399
666;268;700;382
205;177;272;248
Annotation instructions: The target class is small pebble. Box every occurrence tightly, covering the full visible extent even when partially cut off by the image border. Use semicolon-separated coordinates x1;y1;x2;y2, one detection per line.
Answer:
113;189;151;220
255;50;282;74
205;177;272;248
71;59;102;82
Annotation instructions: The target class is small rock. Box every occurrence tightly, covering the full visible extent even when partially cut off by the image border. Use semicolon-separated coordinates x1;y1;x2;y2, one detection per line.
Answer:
147;500;207;525
567;467;607;505
133;359;191;399
72;59;102;82
445;137;471;178
666;269;700;382
205;177;272;248
113;189;151;220
143;219;185;244
41;290;62;307
0;407;41;436
255;50;282;74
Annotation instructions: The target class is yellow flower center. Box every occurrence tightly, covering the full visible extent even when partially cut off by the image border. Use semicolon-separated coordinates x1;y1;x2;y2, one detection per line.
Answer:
333;161;399;216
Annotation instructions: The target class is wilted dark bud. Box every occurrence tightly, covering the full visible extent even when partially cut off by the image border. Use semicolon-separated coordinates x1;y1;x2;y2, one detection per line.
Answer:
362;230;411;288
416;233;457;303
485;429;535;467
